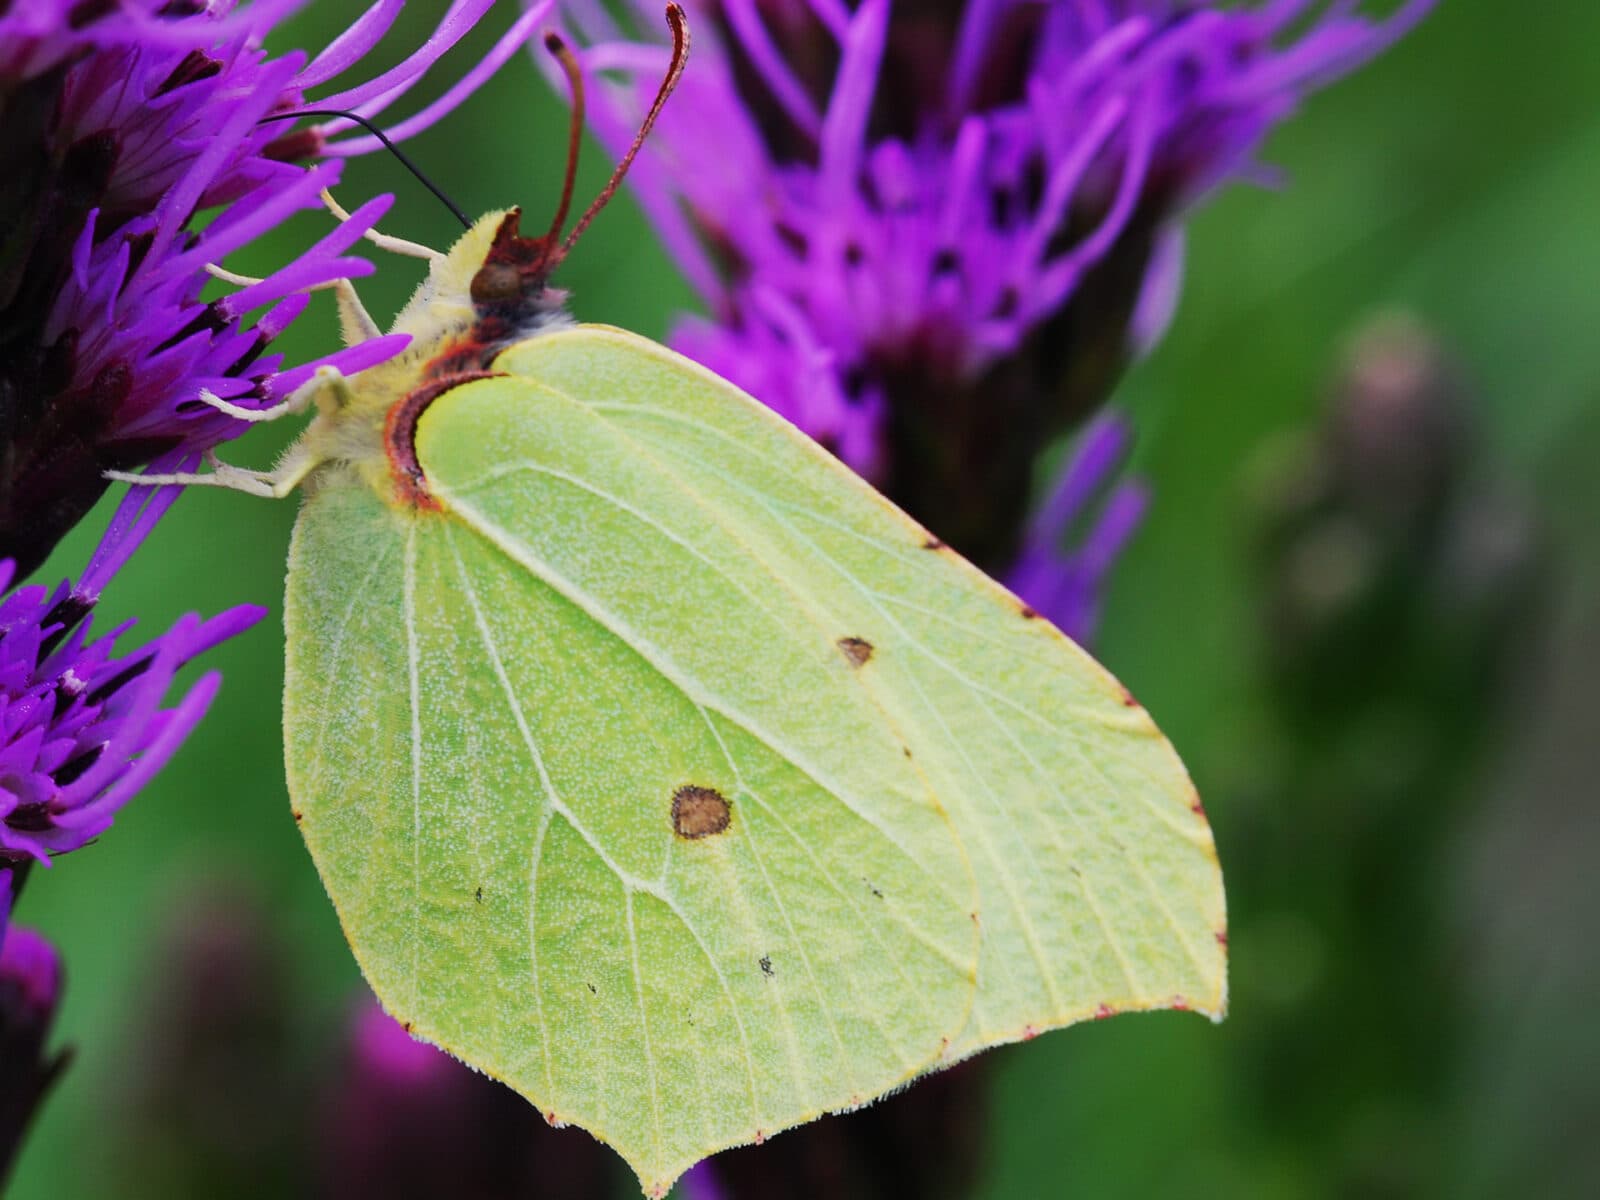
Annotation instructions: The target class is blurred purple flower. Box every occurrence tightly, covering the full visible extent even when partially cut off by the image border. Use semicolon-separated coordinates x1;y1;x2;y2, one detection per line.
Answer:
0;0;549;578
1006;411;1146;643
555;0;1431;572
114;881;303;1198
0;483;264;921
319;1000;620;1199
0;926;66;1190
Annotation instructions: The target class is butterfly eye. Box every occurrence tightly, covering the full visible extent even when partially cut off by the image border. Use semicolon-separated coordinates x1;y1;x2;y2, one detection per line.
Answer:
470;262;524;305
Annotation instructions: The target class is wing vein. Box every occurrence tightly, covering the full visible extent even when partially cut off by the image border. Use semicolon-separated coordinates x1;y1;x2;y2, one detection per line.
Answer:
745;494;1147;1004
402;524;424;1014
448;524;776;1132
445;527;559;1100
444;491;951;895
695;712;868;1097
624;889;666;1167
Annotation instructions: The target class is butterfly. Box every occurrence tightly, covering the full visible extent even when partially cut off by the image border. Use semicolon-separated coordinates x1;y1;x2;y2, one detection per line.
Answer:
114;7;1224;1194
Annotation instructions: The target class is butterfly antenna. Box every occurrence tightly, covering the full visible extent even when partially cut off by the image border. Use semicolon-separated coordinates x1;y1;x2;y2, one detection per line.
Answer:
541;32;587;246
260;109;472;230
558;2;690;258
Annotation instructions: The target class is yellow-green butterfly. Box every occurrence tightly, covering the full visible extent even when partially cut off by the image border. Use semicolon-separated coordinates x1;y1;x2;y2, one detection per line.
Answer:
117;8;1224;1194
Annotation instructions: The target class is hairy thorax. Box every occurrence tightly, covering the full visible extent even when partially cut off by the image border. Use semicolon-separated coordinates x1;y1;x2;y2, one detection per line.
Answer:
294;211;573;507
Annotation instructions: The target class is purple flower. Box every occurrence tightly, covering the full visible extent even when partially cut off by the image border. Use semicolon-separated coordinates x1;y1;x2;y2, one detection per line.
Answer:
0;482;265;916
1005;411;1147;644
555;0;1431;573
112;881;303;1193
0;926;66;1190
319;999;620;1198
0;0;549;931
0;0;550;577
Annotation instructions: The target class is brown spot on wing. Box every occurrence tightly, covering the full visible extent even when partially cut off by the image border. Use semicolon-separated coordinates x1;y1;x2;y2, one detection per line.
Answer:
837;636;874;666
671;785;731;839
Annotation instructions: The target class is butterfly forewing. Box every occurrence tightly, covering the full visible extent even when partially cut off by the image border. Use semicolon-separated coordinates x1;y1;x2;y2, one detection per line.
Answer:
286;367;979;1194
286;320;1225;1197
485;327;1229;1055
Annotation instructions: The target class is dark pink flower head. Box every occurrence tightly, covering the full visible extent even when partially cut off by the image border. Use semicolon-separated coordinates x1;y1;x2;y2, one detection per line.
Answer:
0;924;66;1187
320;999;621;1197
1;0;550;577
0;483;265;911
554;0;1431;572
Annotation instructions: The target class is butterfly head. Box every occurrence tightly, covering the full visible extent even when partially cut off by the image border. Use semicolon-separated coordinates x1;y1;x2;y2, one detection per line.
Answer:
468;7;689;322
468;208;565;315
397;6;688;380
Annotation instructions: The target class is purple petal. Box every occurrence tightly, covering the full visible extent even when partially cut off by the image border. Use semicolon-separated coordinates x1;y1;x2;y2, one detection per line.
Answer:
322;1;552;155
721;0;824;140
819;0;889;205
267;334;413;399
150;54;304;263
297;0;404;89
305;0;498;116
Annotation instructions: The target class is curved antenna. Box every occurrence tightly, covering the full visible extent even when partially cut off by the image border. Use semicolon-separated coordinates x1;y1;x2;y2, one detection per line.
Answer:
259;109;472;230
559;2;690;258
541;32;587;246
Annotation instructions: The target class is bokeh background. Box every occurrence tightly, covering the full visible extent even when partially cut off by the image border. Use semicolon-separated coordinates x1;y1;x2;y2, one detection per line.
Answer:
12;1;1599;1196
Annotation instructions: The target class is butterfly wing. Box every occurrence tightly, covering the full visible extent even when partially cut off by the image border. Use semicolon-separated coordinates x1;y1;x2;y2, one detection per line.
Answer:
285;323;1225;1195
284;355;980;1194
483;326;1228;1052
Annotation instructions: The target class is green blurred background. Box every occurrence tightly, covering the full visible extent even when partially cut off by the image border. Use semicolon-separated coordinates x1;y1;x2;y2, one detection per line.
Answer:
13;1;1600;1196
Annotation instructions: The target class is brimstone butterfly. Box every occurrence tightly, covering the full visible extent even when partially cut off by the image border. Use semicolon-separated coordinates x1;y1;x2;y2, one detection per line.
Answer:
116;9;1225;1193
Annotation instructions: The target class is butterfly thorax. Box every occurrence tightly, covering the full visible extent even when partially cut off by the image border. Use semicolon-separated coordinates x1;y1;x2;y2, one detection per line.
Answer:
421;209;574;380
294;209;571;510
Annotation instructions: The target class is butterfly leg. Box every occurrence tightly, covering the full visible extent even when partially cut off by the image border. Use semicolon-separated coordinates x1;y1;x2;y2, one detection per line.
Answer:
203;261;381;344
321;189;443;263
204;263;272;288
192;366;354;427
332;278;382;344
105;445;321;500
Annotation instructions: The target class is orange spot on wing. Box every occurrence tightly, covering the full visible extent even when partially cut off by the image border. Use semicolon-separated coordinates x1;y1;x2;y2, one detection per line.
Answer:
384;370;501;509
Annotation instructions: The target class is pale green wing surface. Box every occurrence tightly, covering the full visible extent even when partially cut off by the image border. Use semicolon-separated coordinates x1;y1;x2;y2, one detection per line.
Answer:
485;327;1229;1057
284;426;979;1192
